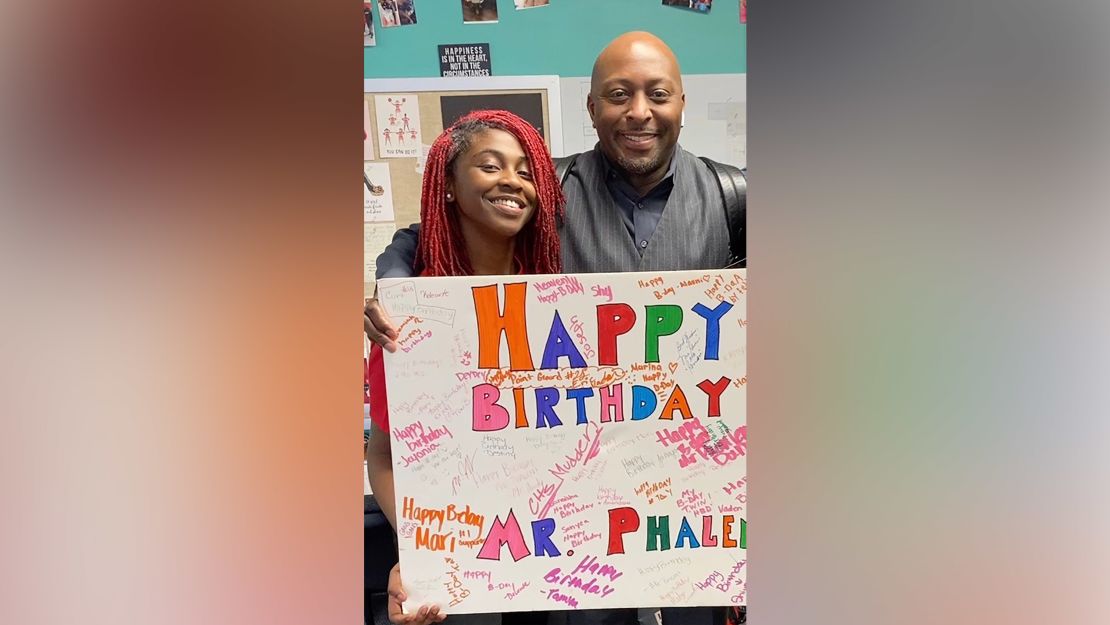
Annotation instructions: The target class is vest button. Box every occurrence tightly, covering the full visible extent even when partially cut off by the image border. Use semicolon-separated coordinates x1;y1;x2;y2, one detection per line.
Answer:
640;240;648;249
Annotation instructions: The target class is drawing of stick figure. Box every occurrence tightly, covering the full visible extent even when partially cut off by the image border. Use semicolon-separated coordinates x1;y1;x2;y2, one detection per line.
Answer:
396;131;405;144
401;113;411;131
382;128;392;144
388;114;397;126
388;97;405;114
409;130;417;141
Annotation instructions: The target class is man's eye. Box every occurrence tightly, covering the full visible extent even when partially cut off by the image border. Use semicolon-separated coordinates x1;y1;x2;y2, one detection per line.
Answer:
651;90;671;101
606;90;629;102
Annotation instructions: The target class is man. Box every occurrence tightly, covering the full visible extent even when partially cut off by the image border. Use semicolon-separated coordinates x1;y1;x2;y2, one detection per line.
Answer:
367;32;739;625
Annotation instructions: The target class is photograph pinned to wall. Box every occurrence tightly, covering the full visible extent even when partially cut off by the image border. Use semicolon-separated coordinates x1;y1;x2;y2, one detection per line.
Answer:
363;100;375;160
461;0;498;23
438;43;492;78
363;3;376;46
441;93;545;141
514;0;550;9
374;94;422;158
378;0;418;28
662;0;713;13
378;0;397;26
363;162;395;223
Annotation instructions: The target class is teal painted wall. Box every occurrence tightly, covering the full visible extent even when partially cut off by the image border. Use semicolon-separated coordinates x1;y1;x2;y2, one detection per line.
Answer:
365;0;746;78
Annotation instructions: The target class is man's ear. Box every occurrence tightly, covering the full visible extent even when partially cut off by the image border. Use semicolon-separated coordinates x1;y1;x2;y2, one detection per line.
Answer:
586;93;596;126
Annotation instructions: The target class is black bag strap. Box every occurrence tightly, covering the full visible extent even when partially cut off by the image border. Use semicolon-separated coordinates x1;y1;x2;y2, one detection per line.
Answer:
699;156;747;268
554;153;579;186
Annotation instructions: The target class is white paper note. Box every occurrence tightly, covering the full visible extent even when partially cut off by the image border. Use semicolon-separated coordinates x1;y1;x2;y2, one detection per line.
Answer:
365;222;398;284
375;94;422;158
364;162;396;222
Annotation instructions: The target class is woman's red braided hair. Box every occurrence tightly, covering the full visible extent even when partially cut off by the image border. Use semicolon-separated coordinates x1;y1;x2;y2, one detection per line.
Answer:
415;109;564;277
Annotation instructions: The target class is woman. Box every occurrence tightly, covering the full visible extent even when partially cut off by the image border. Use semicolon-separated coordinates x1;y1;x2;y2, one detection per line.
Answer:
365;110;563;625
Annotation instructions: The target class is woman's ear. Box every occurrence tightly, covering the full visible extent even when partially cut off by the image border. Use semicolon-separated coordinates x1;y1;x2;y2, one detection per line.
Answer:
445;177;455;203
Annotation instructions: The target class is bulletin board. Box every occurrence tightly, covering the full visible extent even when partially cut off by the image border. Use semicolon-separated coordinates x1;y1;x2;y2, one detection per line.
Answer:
364;75;564;297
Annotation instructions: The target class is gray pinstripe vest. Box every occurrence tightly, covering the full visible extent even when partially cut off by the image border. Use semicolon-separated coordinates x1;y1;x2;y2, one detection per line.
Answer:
559;146;732;273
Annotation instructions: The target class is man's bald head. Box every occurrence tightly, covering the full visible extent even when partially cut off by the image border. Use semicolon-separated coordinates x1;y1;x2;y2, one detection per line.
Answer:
588;32;686;193
591;32;683;95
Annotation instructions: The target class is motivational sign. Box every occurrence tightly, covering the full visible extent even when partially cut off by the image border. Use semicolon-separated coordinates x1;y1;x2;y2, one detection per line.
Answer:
379;270;747;614
438;43;492;77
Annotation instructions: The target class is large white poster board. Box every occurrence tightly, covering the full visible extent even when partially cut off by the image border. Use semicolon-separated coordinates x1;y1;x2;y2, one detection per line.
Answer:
379;269;747;615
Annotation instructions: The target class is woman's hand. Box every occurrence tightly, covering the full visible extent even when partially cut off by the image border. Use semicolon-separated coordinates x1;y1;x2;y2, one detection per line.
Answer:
365;296;399;352
386;563;446;624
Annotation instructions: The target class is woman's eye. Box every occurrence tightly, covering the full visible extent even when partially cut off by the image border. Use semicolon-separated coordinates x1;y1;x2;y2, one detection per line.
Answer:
479;164;500;173
517;170;533;180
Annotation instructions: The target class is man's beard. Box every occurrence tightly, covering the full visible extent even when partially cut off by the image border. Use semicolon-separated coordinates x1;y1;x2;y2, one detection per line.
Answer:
615;149;668;176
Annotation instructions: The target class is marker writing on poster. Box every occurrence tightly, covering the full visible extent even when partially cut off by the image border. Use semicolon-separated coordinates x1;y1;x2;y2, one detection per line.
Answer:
385;270;746;612
466;282;737;433
474;507;746;560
